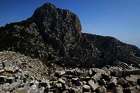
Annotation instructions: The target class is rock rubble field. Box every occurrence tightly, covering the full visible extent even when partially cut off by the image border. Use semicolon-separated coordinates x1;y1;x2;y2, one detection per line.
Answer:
0;51;139;93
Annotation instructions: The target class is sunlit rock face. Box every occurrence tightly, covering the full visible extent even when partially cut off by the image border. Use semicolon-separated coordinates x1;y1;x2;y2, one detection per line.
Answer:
0;3;139;67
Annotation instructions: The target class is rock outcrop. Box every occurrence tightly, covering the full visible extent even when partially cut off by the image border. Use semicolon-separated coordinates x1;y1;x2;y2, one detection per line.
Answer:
0;3;139;67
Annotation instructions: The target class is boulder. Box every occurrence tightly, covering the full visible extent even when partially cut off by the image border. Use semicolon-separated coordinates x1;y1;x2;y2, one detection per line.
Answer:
95;86;107;93
88;79;99;90
83;85;91;92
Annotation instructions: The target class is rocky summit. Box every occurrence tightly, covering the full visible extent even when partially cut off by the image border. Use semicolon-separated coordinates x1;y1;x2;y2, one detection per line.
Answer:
0;3;99;67
0;2;140;93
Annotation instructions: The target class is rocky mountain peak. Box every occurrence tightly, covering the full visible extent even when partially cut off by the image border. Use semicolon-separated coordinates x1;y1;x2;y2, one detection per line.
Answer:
0;3;139;68
31;2;81;33
32;3;56;19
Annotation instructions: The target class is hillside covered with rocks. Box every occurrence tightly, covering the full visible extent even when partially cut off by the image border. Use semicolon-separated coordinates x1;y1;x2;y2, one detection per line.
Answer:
0;2;140;93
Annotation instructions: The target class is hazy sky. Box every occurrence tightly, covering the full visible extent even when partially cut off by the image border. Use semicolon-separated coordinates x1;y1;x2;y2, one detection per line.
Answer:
0;0;140;47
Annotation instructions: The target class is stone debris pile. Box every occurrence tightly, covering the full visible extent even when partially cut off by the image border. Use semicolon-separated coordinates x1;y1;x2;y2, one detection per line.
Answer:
0;51;140;93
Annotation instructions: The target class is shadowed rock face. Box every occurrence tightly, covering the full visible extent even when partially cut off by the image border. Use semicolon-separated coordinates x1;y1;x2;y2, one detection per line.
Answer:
0;3;139;67
0;3;99;67
83;33;140;67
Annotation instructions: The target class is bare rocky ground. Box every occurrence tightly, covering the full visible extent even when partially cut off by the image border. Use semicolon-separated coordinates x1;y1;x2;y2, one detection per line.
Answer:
0;51;139;93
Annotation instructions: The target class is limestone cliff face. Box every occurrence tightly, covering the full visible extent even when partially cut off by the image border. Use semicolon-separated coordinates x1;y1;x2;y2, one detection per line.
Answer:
0;3;139;67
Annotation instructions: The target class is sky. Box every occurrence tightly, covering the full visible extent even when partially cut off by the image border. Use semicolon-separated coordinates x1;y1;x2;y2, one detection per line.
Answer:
0;0;140;47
